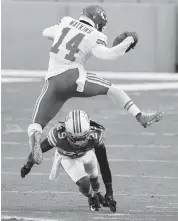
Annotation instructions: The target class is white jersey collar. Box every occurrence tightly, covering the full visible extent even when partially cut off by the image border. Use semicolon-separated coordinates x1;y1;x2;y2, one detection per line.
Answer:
79;16;95;28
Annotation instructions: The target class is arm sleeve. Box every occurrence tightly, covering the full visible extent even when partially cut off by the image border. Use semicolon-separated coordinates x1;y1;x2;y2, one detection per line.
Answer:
94;144;113;193
41;138;54;153
91;36;134;60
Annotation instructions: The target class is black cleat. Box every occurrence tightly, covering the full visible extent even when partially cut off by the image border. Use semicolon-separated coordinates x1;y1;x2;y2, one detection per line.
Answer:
88;193;101;211
21;165;31;178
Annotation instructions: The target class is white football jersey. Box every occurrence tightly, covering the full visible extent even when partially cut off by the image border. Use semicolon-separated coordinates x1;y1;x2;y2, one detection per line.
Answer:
43;16;107;80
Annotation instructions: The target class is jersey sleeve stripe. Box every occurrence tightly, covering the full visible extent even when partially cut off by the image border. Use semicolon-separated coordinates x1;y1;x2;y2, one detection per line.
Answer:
51;128;58;144
98;134;104;145
47;133;56;146
48;128;57;146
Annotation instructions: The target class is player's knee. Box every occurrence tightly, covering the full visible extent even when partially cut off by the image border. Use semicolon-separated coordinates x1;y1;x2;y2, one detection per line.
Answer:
76;176;91;197
89;169;98;179
27;123;42;137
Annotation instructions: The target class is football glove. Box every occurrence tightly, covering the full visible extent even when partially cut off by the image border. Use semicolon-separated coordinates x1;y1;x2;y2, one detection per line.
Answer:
21;165;31;178
104;193;117;213
112;31;138;53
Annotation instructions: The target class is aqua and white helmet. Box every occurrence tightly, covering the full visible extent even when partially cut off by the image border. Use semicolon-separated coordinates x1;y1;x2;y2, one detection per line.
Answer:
65;110;90;147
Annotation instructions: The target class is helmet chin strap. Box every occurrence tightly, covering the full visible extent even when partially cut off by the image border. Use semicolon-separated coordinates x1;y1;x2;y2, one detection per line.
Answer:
79;16;95;28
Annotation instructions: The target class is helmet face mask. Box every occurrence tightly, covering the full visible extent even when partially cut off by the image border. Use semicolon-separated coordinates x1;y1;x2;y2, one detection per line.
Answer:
80;5;107;32
66;131;90;147
65;110;90;148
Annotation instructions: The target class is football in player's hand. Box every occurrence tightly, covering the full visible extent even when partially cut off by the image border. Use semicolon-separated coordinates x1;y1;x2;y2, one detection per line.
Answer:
112;31;138;53
112;32;128;47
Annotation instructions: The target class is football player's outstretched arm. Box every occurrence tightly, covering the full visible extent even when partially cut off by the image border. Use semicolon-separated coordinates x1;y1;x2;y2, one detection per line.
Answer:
92;36;134;60
95;143;117;212
94;143;113;194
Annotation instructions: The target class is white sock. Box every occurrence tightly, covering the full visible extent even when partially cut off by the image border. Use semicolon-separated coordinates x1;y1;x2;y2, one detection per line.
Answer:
27;123;42;137
107;84;141;117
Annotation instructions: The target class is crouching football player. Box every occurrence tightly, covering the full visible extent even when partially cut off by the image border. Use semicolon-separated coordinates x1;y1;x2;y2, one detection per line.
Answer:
21;110;116;212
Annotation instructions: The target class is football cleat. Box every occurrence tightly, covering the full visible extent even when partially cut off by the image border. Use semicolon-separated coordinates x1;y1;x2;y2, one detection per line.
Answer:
104;193;117;213
88;193;101;211
21;165;31;178
136;111;163;128
29;131;43;165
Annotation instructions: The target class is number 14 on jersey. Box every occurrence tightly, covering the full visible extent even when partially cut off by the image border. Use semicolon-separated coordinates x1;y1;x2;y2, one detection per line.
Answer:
51;27;85;62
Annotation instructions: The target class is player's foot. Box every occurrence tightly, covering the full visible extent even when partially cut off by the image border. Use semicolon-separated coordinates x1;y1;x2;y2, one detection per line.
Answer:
136;111;163;128
21;165;31;178
88;193;101;211
29;131;43;165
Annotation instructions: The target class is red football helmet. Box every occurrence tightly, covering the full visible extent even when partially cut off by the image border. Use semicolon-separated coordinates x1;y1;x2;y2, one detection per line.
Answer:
79;5;107;32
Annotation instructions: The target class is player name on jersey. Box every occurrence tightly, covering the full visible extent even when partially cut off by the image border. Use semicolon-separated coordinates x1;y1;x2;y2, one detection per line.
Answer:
69;20;93;34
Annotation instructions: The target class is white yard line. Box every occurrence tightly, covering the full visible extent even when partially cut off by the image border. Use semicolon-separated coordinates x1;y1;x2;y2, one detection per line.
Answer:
169;202;178;205
2;78;178;90
107;144;171;149
1;191;178;197
1;171;178;180
1;142;171;149
146;206;178;209
116;83;178;91
2;156;178;164
1;215;58;221
1;77;42;83
93;218;156;220
2;70;178;80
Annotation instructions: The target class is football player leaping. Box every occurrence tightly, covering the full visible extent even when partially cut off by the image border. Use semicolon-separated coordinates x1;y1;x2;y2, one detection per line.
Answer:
28;5;163;165
22;110;116;212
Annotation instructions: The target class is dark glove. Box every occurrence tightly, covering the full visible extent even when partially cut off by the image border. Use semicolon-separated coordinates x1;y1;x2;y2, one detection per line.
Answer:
104;193;117;213
112;31;138;53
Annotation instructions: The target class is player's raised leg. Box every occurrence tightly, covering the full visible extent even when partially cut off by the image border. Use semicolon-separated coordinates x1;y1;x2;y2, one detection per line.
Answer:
75;72;163;128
